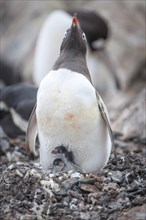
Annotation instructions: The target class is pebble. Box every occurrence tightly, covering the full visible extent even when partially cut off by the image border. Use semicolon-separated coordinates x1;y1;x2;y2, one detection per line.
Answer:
7;164;15;170
0;138;10;152
79;183;100;193
67;189;84;201
16;169;23;177
108;202;121;211
103;182;119;191
70;203;78;210
70;198;78;205
30;169;42;178
80;212;90;220
40;179;60;191
52;189;67;196
79;177;97;184
70;172;82;178
108;171;123;183
49;173;55;178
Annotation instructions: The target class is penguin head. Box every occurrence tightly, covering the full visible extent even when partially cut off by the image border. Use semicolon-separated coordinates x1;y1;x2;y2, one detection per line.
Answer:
51;146;74;163
60;14;87;56
51;146;67;155
53;158;64;167
52;158;65;173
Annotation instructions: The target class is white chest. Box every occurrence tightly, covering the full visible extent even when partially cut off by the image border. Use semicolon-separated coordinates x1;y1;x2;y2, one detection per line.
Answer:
36;69;111;172
37;69;98;136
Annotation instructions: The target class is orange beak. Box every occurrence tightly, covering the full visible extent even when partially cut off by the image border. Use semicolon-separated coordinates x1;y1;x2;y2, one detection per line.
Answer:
72;14;78;27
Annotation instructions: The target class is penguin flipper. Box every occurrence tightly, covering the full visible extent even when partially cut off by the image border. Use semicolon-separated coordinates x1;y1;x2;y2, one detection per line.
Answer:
26;104;37;157
96;91;117;162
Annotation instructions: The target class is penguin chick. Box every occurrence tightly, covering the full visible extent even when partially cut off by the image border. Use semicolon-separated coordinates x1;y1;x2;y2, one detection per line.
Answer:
51;146;83;172
51;146;74;163
26;14;115;173
52;158;65;173
52;155;82;173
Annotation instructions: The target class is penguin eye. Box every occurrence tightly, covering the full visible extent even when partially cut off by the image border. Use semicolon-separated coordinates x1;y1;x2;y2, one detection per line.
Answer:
64;31;68;39
82;33;86;40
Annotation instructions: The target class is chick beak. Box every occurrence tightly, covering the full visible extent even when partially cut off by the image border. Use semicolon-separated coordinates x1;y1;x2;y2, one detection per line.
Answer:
51;149;58;154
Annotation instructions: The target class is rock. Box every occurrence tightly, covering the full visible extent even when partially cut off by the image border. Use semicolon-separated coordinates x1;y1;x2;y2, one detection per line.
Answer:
0;127;10;155
112;89;146;139
80;212;90;220
108;171;123;183
62;178;79;190
118;204;146;220
79;183;100;193
67;190;84;201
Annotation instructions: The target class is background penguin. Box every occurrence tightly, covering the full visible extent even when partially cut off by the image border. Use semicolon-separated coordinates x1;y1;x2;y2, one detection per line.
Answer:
0;84;37;137
33;10;120;93
26;15;114;173
0;59;22;87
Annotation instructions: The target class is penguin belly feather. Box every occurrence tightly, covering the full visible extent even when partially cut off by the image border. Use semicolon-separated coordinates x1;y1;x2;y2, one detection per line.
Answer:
36;68;111;172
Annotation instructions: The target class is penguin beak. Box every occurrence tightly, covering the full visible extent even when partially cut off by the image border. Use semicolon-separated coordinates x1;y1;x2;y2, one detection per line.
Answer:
72;14;78;28
51;149;58;154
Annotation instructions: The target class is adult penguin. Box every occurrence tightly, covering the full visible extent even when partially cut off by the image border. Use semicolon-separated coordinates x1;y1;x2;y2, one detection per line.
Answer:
26;15;115;173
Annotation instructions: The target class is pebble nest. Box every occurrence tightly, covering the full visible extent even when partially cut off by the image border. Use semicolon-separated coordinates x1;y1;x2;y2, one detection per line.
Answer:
0;131;146;220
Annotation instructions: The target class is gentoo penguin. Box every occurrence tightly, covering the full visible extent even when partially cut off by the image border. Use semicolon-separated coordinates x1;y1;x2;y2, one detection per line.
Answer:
26;14;115;173
33;10;120;92
0;84;37;137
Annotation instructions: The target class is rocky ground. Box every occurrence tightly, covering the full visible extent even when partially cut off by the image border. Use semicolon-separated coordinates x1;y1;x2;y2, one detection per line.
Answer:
0;130;146;220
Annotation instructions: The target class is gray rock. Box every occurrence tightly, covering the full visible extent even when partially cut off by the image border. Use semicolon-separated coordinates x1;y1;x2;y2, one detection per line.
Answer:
112;89;146;139
108;171;123;183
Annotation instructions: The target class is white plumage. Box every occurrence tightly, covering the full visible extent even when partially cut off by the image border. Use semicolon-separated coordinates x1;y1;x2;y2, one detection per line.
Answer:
36;68;111;172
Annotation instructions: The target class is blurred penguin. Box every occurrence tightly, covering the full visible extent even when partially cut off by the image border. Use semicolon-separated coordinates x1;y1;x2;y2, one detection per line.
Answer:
0;59;22;87
0;84;37;137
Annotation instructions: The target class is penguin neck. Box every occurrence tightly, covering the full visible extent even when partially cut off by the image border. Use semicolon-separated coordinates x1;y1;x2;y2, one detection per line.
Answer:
53;51;91;82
